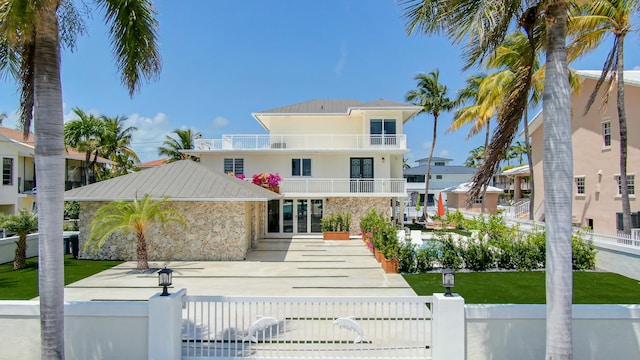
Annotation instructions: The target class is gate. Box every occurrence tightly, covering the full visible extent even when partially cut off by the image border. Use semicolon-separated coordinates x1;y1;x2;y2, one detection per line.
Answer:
182;295;433;359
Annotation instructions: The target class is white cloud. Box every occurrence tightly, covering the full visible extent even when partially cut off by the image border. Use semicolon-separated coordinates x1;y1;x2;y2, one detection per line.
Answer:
126;112;173;163
438;150;450;158
422;141;432;149
212;116;229;129
634;65;640;70
334;41;348;78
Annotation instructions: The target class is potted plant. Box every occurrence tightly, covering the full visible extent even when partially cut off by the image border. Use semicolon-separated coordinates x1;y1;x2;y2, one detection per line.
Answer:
321;212;351;240
379;223;400;273
252;172;282;193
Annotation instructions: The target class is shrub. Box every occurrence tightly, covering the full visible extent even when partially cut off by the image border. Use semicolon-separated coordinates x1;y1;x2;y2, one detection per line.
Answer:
572;231;596;270
461;238;495;271
64;201;80;219
415;245;438;272
436;233;462;270
321;212;351;232
397;242;417;273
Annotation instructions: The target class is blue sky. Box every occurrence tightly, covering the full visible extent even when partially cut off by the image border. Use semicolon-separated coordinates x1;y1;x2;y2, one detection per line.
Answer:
1;1;639;164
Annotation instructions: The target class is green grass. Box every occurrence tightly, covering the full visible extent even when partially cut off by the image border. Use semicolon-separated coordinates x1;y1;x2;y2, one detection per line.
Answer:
0;255;123;300
404;271;640;304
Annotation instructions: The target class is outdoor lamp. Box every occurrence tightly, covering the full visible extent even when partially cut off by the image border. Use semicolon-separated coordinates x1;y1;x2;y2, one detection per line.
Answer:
442;268;455;297
158;267;173;296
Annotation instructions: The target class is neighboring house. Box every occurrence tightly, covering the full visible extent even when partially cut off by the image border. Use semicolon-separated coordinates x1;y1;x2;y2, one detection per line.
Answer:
0;126;112;215
403;157;476;207
529;70;640;233
65;160;279;261
443;182;504;214
492;164;531;205
185;99;421;234
137;158;169;169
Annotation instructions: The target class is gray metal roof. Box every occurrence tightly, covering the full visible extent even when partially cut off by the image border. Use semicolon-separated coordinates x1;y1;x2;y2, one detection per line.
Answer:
64;160;281;202
404;165;476;176
256;99;419;114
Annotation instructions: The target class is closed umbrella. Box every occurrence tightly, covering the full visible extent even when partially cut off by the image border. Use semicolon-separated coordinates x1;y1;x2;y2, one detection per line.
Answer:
437;192;445;217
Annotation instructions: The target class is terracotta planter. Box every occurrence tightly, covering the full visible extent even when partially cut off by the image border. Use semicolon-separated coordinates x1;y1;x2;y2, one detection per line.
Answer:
374;248;383;263
381;257;399;273
264;185;280;193
323;231;350;240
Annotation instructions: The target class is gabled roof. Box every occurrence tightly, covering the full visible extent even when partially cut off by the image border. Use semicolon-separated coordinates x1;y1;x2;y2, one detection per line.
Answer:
0;126;113;163
64;160;281;202
251;99;422;130
442;182;503;193
500;164;530;176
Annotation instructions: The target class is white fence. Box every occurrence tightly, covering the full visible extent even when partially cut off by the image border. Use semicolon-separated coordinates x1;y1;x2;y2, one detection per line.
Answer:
182;295;433;359
281;178;406;196
194;134;407;151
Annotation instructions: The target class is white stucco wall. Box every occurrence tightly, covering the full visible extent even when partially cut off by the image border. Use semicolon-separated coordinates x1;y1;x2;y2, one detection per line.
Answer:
0;234;39;264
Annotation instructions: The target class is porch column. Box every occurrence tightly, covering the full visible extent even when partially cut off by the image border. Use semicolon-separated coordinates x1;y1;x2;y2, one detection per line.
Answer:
431;293;465;360
148;288;186;360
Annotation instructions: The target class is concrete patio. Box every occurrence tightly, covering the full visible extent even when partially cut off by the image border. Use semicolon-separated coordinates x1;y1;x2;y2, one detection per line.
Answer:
63;237;416;301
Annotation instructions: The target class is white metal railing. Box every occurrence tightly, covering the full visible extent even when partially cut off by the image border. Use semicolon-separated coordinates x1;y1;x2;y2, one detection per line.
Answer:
194;134;407;151
182;295;433;359
501;199;531;219
584;229;640;247
281;178;406;196
405;181;462;191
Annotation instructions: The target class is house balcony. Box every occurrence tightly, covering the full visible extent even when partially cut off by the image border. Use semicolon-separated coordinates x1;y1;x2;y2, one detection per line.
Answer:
193;134;407;152
280;178;406;197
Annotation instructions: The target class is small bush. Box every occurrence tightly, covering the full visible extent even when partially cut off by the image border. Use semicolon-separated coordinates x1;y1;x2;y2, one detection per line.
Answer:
415;245;438;272
572;231;596;270
398;242;417;273
461;238;495;271
436;233;462;270
321;212;351;232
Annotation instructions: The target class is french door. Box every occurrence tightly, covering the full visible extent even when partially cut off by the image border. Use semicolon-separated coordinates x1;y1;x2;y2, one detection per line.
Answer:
350;157;374;193
268;198;323;234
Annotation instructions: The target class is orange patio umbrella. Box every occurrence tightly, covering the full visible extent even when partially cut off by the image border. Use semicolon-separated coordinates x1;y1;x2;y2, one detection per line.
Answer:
437;192;445;217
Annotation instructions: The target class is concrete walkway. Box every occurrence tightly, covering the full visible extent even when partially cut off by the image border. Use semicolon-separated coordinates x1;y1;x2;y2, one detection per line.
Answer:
63;237;417;301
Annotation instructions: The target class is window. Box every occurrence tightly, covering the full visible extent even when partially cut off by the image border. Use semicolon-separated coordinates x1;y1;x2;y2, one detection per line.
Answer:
370;119;397;145
292;158;311;176
473;196;484;204
436;175;443;180
224;158;244;175
575;176;585;195
602;121;611;147
434;161;445;166
2;158;13;185
615;174;635;196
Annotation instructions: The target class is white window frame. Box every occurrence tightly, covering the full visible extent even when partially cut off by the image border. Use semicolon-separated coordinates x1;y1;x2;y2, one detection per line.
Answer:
574;175;586;196
224;158;244;175
2;157;13;185
614;174;635;196
602;119;611;148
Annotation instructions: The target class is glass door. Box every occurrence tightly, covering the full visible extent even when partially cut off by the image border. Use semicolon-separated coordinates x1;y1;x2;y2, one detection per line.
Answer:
267;199;324;234
283;199;293;233
296;199;307;233
350;158;374;193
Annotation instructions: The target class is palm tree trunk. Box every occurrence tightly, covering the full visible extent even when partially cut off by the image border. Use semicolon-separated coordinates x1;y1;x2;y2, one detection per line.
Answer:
136;232;150;270
13;235;27;270
34;6;66;359
543;2;573;359
524;107;535;220
424;115;438;219
616;35;631;235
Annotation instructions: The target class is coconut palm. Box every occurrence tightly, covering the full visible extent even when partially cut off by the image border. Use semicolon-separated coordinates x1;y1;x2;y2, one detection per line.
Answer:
0;209;38;270
99;114;139;176
85;194;186;271
0;112;6;125
405;70;455;218
64;107;105;185
570;0;639;234
401;1;575;358
465;146;485;168
158;128;199;163
0;1;161;356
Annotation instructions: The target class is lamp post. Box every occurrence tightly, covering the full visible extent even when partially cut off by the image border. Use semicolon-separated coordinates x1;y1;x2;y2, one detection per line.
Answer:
158;267;173;296
442;268;455;297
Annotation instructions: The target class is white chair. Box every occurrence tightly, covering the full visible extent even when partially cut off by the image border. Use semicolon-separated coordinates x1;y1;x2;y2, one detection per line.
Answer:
396;230;406;243
410;230;423;246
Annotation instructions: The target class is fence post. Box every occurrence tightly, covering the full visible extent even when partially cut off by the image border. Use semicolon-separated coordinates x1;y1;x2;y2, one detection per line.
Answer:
431;293;465;360
148;288;186;360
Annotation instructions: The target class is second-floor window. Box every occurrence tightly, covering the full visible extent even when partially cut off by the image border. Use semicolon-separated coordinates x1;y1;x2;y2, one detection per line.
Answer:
615;174;635;196
292;158;311;176
575;176;585;195
224;158;244;175
436;175;443;180
602;120;611;147
434;161;445;166
2;158;13;185
370;119;396;145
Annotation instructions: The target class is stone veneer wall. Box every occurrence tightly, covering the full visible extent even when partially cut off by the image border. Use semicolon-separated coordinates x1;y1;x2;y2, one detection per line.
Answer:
324;197;391;234
78;201;255;261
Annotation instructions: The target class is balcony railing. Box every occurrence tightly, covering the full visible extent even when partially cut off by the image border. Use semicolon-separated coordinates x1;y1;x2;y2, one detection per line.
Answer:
405;181;465;191
194;134;407;151
280;178;406;196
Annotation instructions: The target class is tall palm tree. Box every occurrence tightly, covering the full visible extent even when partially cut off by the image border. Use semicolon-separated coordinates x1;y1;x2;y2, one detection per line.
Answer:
0;111;6;125
0;209;38;270
570;0;639;234
85;194;186;271
0;1;161;357
465;146;485;168
99;114;140;175
64;107;104;185
401;1;574;358
405;70;455;218
158;128;199;163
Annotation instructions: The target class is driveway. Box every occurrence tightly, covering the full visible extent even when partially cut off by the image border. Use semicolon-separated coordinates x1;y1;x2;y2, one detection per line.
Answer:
63;237;417;301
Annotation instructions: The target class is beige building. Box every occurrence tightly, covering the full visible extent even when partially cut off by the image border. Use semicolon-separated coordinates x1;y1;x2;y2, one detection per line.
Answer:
529;70;640;233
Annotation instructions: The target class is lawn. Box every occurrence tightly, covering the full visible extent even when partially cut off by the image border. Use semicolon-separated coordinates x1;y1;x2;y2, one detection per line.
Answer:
0;255;123;300
404;271;640;304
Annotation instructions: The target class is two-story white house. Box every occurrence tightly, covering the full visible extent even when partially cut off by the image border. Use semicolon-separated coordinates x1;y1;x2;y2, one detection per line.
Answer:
186;99;421;235
403;157;476;208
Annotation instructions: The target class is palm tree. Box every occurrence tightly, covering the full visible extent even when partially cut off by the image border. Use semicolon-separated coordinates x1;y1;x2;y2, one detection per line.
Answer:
99;114;140;176
402;156;411;169
158;128;199;163
405;70;455;218
465;146;485;168
0;1;161;357
64;107;104;185
85;194;186;271
570;0;639;235
0;209;38;270
401;1;574;358
0;112;6;126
